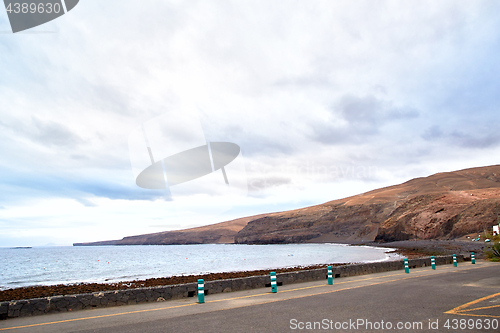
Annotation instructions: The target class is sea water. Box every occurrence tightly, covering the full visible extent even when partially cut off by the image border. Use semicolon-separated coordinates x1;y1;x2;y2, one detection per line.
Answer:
0;244;400;290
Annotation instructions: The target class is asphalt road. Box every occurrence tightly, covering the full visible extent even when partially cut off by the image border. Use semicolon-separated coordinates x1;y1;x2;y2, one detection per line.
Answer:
1;261;499;333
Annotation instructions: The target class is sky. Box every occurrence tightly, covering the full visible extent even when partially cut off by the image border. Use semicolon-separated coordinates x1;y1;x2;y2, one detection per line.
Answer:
1;0;500;247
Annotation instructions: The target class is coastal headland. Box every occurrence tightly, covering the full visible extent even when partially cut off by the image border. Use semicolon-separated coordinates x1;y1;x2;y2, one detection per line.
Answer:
75;165;500;246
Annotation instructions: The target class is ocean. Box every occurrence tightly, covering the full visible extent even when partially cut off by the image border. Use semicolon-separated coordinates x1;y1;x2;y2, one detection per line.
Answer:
0;244;400;290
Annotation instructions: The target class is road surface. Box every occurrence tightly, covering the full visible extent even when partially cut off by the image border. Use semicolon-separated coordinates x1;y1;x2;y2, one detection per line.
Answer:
1;261;499;332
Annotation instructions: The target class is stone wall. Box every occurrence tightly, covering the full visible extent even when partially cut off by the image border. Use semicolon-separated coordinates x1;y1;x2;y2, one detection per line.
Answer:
0;255;463;320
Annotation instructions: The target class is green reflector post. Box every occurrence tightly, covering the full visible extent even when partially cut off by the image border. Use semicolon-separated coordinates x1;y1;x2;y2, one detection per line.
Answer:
270;271;277;293
471;252;475;264
404;258;409;273
327;266;333;285
431;256;436;270
453;254;457;267
198;279;205;304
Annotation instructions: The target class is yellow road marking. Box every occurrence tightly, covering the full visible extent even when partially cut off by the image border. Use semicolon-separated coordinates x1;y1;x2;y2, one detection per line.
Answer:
446;313;500;319
0;262;489;331
0;303;196;331
445;292;500;318
457;304;500;312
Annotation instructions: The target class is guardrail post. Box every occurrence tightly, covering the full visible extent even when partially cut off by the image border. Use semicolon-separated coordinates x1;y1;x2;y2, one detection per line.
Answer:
404;258;409;273
471;252;475;264
431;256;436;270
327;266;333;285
270;271;277;293
453;254;457;267
198;279;205;303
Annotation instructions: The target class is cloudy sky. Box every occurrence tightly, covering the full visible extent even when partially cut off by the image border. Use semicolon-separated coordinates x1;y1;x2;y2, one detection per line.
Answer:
1;0;499;247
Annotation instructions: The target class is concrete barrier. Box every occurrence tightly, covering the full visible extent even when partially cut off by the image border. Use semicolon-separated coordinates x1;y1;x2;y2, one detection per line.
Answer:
0;254;463;320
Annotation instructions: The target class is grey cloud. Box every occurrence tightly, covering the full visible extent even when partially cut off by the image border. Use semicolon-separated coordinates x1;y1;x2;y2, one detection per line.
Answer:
239;135;295;157
422;125;443;141
0;117;84;149
338;95;419;126
204;123;296;157
31;117;83;148
450;131;500;149
421;126;500;149
75;198;98;207
314;127;357;145
247;176;292;192
0;163;172;206
83;82;135;116
158;122;201;145
313;94;419;145
373;85;388;95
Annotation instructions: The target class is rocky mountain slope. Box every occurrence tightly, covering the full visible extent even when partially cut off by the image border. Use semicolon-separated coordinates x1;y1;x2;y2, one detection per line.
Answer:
74;165;500;246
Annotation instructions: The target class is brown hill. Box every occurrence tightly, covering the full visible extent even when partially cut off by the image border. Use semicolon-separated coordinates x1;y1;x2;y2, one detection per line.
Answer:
74;165;500;246
236;165;500;243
